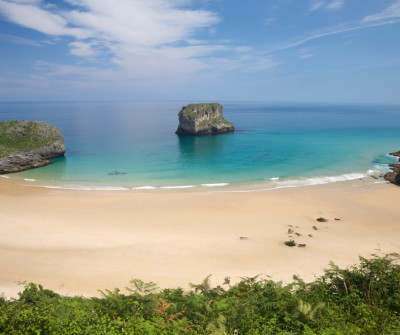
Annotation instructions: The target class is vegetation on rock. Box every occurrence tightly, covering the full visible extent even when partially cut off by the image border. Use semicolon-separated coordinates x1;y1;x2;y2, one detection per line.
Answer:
1;254;399;334
0;120;65;173
176;103;234;135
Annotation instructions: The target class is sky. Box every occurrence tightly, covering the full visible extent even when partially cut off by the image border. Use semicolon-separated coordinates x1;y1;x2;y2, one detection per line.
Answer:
0;0;399;103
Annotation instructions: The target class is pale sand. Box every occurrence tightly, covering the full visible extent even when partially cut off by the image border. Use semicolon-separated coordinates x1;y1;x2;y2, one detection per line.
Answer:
0;177;399;298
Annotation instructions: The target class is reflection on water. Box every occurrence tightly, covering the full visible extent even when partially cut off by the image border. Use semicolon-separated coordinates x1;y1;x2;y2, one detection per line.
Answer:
11;156;68;181
178;134;225;160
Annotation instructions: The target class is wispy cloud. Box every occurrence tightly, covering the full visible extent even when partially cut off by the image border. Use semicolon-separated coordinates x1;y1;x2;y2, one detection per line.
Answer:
0;0;280;82
265;18;400;53
298;48;315;59
309;0;345;12
0;0;89;38
363;0;400;22
0;32;42;46
326;0;345;11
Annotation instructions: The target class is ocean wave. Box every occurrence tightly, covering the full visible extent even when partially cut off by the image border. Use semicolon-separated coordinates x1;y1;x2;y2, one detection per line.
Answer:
133;186;157;190
230;172;371;193
39;185;129;191
274;173;367;187
201;183;229;187
24;178;36;182
0;175;10;178
270;177;280;181
160;185;196;189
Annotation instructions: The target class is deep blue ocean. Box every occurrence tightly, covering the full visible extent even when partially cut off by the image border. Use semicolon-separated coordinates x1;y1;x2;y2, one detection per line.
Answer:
1;101;399;191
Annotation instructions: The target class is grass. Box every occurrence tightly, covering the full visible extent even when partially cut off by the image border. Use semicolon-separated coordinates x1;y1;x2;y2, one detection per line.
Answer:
0;121;61;159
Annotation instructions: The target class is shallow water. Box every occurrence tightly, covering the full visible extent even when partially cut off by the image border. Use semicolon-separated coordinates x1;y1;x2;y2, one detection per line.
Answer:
1;101;399;190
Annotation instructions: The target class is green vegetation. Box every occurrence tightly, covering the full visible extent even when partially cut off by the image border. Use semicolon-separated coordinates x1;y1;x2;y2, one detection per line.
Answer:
0;121;61;159
198;118;234;129
1;254;399;334
178;103;223;125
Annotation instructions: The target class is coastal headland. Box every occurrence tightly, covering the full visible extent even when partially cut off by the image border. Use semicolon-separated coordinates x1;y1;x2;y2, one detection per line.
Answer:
0;121;65;174
0;177;399;298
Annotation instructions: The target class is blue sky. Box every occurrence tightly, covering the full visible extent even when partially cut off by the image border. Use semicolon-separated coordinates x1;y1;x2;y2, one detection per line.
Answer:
0;0;399;103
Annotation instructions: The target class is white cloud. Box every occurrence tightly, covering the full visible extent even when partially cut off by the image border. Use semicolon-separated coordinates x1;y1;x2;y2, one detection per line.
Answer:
309;0;345;12
298;48;315;59
326;0;344;10
266;19;400;53
363;1;400;22
0;0;280;84
69;41;98;57
0;0;89;38
309;1;324;12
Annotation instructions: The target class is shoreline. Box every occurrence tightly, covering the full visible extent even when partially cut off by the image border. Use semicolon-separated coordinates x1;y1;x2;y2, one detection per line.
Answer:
0;167;388;193
1;176;399;298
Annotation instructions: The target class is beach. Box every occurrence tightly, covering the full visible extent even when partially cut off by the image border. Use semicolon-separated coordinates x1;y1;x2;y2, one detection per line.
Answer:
0;177;399;298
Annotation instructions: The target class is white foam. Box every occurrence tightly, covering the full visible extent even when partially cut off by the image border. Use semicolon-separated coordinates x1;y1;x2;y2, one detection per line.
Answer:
0;175;10;178
133;186;157;190
270;177;280;181
24;178;36;182
160;185;195;189
201;183;229;187
228;172;370;193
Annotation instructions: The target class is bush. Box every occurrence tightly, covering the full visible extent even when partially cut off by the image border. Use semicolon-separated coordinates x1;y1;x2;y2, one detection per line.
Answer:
0;254;399;334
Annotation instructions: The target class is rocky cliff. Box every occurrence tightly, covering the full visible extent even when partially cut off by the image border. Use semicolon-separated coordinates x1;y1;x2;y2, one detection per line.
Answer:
0;120;66;174
384;151;400;186
176;103;234;135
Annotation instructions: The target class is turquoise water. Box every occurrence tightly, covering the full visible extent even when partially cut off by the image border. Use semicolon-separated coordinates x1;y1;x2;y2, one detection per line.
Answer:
0;101;399;190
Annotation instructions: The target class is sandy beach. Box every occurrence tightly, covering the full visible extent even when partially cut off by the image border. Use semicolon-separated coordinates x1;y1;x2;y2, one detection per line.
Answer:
0;177;399;298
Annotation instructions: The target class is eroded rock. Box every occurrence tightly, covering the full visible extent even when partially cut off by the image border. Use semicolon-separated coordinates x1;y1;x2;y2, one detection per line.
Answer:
176;103;234;135
0;120;65;174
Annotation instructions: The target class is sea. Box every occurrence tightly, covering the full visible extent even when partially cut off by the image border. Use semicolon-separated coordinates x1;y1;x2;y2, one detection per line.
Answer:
0;101;399;192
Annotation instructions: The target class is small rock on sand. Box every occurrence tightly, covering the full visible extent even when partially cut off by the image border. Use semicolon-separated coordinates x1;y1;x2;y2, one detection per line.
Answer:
284;240;296;247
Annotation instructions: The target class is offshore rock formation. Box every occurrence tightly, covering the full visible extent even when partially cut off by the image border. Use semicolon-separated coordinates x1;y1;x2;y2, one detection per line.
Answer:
384;151;400;186
176;103;234;135
0;120;65;174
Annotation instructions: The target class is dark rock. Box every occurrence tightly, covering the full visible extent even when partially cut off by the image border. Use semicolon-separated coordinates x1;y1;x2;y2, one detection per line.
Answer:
239;236;248;240
284;240;296;247
176;103;234;135
312;226;318;230
308;234;313;237
316;217;328;222
334;218;341;221
295;232;301;236
288;228;294;234
384;151;400;186
108;171;127;176
298;244;306;247
0;121;65;174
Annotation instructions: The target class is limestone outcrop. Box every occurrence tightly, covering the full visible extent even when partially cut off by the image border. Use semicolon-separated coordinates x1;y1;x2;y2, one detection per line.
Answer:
384;151;400;186
176;103;234;135
0;120;66;174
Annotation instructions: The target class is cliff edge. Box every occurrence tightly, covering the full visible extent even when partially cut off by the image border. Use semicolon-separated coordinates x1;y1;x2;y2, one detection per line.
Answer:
0;120;66;174
384;151;400;186
176;103;234;135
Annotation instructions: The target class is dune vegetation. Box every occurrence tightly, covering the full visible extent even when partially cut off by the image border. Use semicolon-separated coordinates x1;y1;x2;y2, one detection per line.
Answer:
0;253;399;334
